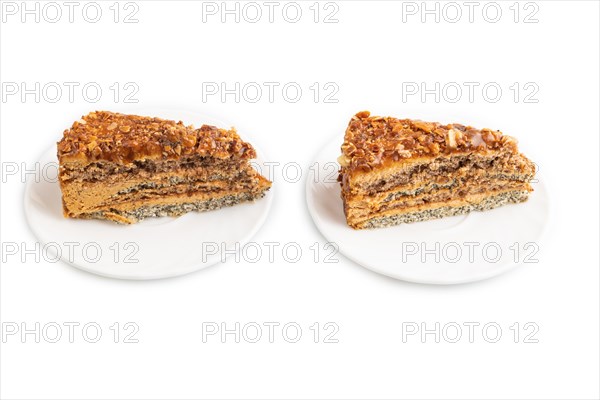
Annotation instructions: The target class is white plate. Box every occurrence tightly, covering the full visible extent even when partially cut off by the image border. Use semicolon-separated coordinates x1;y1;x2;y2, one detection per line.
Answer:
24;109;273;280
306;136;549;285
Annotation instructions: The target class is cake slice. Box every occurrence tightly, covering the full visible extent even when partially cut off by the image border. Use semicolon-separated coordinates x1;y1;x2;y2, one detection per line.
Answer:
337;111;536;229
57;111;271;224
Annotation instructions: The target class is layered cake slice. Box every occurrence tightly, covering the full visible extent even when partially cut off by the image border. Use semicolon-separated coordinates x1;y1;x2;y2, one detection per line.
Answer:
57;111;271;224
337;111;536;229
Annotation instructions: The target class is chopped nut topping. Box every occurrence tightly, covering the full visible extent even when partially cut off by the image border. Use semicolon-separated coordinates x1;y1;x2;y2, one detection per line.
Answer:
412;120;433;133
57;111;257;164
337;155;351;167
340;111;517;172
446;128;459;148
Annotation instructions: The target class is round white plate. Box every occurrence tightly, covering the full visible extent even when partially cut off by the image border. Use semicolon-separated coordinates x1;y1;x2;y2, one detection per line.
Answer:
306;136;549;285
25;108;273;280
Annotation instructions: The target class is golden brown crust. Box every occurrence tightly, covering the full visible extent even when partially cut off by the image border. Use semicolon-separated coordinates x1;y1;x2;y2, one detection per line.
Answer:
57;111;257;164
339;111;519;173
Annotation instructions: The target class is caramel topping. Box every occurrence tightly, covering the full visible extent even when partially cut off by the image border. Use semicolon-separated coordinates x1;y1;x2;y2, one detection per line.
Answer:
57;111;257;164
340;111;518;172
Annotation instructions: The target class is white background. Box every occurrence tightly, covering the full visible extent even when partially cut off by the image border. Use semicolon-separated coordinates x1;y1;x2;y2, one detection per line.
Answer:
1;1;599;399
